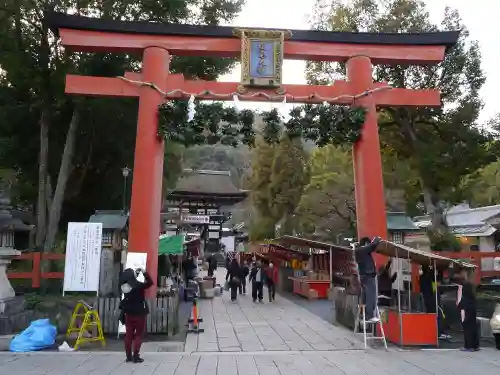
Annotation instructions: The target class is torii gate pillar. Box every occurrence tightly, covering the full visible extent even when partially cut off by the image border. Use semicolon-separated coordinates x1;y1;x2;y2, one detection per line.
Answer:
128;47;169;297
347;56;387;251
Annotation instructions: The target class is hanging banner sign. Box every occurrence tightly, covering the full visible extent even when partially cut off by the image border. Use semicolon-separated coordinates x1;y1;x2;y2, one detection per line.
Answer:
181;214;210;224
63;222;103;293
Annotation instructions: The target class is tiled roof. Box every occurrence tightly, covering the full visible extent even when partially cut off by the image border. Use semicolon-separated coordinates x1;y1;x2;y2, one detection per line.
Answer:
88;210;128;229
386;212;419;231
446;204;500;226
450;225;497;236
413;204;500;229
171;169;248;196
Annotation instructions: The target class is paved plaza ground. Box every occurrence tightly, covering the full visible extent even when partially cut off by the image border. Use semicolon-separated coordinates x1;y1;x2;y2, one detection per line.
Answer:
1;269;499;374
1;345;500;375
184;289;361;352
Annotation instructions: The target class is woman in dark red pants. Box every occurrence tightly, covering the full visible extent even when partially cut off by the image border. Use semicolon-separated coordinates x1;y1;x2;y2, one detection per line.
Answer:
119;268;153;363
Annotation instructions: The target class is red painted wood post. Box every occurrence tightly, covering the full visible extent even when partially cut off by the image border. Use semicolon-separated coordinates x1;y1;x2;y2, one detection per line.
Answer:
32;252;41;288
347;55;388;268
411;263;420;293
127;47;170;298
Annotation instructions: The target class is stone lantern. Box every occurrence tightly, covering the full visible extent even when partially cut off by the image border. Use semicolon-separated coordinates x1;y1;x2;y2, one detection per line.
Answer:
0;196;20;304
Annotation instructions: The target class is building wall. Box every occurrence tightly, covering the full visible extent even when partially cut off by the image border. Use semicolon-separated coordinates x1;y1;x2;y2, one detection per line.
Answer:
164;199;224;253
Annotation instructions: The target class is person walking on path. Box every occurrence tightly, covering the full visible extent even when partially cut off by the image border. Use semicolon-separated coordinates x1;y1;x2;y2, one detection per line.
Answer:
207;253;217;277
456;267;480;352
227;258;242;301
239;260;250;295
250;260;265;303
119;268;153;363
354;236;381;322
265;262;278;302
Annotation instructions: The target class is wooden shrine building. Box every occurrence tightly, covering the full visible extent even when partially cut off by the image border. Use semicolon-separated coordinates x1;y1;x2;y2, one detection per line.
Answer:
162;169;248;254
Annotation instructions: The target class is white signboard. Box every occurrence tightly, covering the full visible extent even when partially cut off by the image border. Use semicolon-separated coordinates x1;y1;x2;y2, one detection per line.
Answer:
63;222;103;293
118;252;148;335
182;214;210;224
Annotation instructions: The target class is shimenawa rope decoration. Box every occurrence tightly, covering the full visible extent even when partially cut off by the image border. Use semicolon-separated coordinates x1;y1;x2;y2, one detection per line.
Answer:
117;76;392;103
117;76;393;147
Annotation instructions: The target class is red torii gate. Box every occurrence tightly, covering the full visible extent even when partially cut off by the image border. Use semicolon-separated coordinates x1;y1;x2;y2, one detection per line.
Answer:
47;13;458;297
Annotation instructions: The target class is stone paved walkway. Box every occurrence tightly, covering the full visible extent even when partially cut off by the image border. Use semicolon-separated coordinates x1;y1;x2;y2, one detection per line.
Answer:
185;290;361;352
184;268;361;352
1;348;500;375
3;268;500;374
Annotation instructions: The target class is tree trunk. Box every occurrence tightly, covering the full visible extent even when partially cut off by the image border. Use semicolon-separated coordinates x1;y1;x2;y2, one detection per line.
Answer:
46;175;53;220
44;108;80;252
396;113;449;235
423;186;448;235
35;107;49;249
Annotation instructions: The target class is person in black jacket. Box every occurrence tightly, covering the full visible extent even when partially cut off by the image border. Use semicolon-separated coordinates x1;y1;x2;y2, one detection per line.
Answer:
377;259;397;306
249;260;265;303
239;260;250;295
456;267;479;351
207;254;218;277
227;258;243;301
119;268;153;363
354;236;381;321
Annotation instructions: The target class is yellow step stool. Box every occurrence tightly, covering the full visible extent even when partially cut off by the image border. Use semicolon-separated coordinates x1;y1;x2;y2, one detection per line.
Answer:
66;301;105;350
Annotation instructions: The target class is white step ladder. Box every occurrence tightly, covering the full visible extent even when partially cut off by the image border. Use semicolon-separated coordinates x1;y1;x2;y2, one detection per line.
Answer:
353;301;388;350
350;240;388;350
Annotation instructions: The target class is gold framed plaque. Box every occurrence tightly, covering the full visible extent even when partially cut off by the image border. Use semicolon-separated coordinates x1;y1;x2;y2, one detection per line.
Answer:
233;28;292;93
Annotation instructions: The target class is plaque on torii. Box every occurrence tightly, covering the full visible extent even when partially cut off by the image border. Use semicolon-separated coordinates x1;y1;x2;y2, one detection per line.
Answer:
46;12;458;297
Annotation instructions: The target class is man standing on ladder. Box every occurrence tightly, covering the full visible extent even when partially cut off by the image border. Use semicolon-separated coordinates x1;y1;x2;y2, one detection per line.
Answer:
354;236;382;322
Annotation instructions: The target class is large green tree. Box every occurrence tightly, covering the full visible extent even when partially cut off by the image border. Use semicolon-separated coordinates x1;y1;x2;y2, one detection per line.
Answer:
269;137;309;235
247;137;277;240
306;0;494;246
297;144;413;242
0;0;244;250
461;160;500;207
297;145;356;241
247;134;309;241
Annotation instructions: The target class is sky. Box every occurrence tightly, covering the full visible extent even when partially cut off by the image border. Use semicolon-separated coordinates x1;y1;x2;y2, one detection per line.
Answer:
219;0;498;123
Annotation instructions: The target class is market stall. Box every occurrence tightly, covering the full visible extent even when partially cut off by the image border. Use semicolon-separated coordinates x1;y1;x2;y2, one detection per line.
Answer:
374;241;475;347
271;236;353;299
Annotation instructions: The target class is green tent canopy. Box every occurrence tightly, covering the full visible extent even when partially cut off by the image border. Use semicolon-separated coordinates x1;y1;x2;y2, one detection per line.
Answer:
158;235;185;255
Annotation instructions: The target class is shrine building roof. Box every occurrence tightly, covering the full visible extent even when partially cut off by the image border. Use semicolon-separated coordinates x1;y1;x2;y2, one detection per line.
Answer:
46;12;459;49
168;169;248;204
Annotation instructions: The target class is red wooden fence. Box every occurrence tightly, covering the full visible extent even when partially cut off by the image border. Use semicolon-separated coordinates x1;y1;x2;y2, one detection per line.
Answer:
7;252;65;288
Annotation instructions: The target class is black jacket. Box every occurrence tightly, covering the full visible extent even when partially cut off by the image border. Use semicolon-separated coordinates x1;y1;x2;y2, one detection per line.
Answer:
354;237;381;277
120;270;153;316
227;261;243;283
208;255;217;271
249;266;265;283
378;266;397;293
420;266;434;297
458;281;476;311
242;265;250;278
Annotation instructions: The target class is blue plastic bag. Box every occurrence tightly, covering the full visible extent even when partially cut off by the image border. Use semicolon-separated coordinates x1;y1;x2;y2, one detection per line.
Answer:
9;319;57;352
